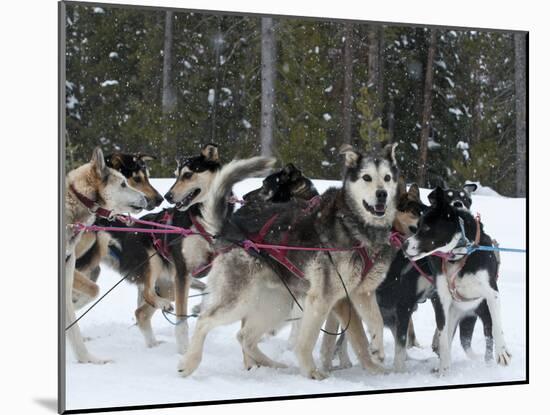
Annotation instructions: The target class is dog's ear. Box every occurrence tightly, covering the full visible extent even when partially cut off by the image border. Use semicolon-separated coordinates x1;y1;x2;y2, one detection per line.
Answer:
427;189;436;206
408;183;420;201
283;163;298;174
201;143;219;162
284;163;302;181
428;186;446;207
173;157;182;177
91;147;109;180
107;153;125;171
339;144;361;169
383;142;398;166
396;175;407;197
463;183;478;195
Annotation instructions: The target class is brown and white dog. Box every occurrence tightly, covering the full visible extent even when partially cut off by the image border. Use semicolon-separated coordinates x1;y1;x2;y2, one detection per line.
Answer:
73;152;163;308
65;147;147;364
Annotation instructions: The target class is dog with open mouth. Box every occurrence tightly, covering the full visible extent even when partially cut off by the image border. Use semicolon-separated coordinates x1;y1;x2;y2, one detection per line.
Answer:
176;143;400;379
319;182;429;372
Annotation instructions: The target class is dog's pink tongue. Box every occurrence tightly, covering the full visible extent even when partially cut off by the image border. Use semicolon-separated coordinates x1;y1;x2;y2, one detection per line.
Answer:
375;204;386;212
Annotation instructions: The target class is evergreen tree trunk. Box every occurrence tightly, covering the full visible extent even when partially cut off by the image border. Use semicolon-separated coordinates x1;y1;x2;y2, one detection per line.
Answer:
367;27;380;142
417;30;437;187
377;26;385;106
260;17;276;157
514;33;526;197
161;10;176;166
211;21;223;143
388;97;395;143
162;11;177;113
342;23;354;145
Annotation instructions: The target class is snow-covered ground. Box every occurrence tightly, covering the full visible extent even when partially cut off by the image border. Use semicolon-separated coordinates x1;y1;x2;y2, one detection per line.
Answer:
65;178;527;411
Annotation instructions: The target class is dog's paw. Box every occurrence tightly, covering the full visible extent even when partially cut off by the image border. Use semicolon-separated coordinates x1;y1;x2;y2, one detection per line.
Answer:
177;355;200;377
432;365;450;377
496;349;512;366
336;360;353;370
370;349;385;364
369;362;388;375
158;298;174;312
408;339;422;349
79;354;112;365
146;339;164;348
308;368;329;380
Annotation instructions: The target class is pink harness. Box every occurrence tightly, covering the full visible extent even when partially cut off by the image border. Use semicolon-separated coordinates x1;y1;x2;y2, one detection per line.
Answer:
389;231;434;284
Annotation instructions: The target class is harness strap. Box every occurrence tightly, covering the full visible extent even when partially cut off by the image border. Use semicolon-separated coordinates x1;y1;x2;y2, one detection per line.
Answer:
150;211;174;261
189;214;213;244
442;256;472;302
253;213;280;242
356;246;375;278
190;246;234;278
303;195;321;213
390;230;435;284
265;248;306;278
69;183;113;219
410;260;434;284
442;215;482;302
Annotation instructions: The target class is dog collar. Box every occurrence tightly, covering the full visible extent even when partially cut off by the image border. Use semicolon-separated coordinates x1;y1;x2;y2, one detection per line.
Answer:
69;183;113;219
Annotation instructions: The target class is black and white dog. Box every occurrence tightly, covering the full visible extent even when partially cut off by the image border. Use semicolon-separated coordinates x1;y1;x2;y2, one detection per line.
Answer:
428;183;497;362
403;186;511;374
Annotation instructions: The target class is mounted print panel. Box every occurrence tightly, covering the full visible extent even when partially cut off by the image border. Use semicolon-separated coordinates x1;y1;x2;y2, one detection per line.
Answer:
59;1;527;413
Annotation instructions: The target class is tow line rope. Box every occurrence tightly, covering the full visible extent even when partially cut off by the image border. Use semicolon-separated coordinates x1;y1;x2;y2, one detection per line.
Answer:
451;214;526;257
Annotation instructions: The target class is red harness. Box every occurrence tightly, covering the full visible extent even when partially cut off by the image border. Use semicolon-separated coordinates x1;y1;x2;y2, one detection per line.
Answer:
189;214;213;244
69;183;113;219
150;211;214;265
150;211;174;261
245;198;376;280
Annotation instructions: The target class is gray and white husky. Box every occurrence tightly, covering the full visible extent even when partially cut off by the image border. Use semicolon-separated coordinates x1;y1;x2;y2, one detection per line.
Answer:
177;143;401;379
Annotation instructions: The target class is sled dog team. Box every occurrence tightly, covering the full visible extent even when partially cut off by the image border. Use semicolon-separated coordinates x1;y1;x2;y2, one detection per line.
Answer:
65;143;511;378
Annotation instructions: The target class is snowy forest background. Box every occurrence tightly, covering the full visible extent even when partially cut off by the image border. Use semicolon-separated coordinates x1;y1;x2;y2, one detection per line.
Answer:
64;4;527;197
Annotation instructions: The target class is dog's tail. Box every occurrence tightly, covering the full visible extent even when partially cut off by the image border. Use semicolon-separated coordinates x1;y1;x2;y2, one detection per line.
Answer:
201;157;276;236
